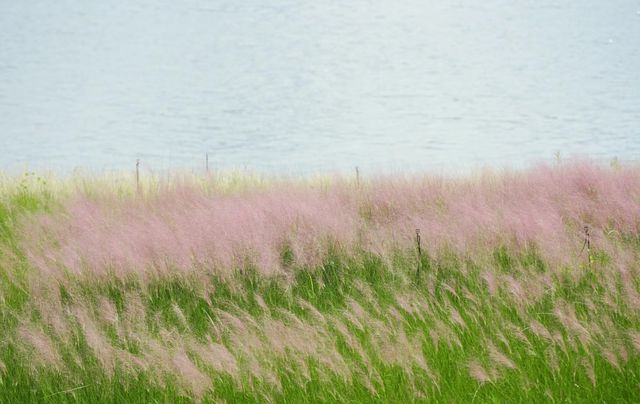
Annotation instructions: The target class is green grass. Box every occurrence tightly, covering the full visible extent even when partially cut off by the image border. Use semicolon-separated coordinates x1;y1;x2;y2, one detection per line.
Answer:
0;172;639;402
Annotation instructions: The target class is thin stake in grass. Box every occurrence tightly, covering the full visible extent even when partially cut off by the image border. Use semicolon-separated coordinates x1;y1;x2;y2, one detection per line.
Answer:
578;224;592;267
585;225;592;267
416;228;422;279
206;153;209;173
356;166;360;187
136;159;140;193
584;225;591;252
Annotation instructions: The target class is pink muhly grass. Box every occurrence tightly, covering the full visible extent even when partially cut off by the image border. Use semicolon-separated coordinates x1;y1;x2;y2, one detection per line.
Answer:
73;307;116;374
255;314;350;381
506;322;531;346
29;288;73;341
172;304;189;330
520;274;549;303
343;299;369;330
619;265;640;310
629;331;640;354
617;344;629;364
116;350;148;374
553;302;591;345
172;350;211;398
528;320;552;340
545;347;560;373
18;325;62;369
450;308;466;329
487;342;516;370
332;319;370;366
481;271;498;296
395;292;429;320
428;328;441;350
297;298;326;324
254;294;269;313
122;293;147;331
430;319;461;350
217;310;248;334
19;160;640;279
582;358;597;386
99;297;119;325
468;359;491;384
347;299;368;323
188;340;239;377
372;324;429;373
24;185;359;279
263;318;320;356
602;349;621;370
386;307;405;325
495;332;511;352
504;275;524;301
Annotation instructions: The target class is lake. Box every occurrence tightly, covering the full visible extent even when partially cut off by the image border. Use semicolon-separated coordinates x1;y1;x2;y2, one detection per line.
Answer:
1;0;639;175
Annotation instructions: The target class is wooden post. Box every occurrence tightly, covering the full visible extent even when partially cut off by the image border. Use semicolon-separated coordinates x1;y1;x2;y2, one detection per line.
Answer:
355;166;360;187
206;153;209;173
584;225;590;252
416;228;422;278
584;225;591;267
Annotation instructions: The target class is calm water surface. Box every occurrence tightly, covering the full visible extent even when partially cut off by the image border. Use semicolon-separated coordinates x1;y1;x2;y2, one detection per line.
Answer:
1;1;639;174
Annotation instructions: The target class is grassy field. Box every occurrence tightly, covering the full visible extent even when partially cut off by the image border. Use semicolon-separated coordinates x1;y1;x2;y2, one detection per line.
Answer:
1;161;640;402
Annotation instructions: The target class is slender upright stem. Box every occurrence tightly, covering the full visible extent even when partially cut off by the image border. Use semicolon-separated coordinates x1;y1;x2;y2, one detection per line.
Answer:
584;225;590;252
416;228;422;278
136;159;140;193
584;225;591;267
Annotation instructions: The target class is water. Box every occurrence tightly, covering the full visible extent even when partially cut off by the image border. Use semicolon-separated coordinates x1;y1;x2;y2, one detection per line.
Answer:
1;0;639;175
